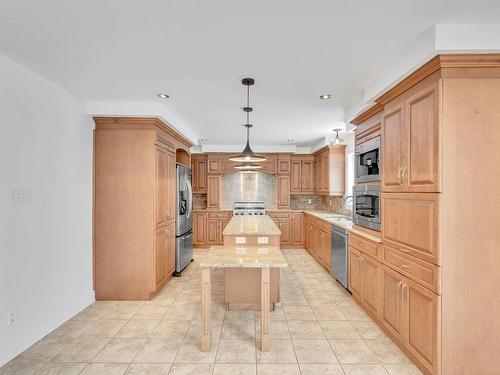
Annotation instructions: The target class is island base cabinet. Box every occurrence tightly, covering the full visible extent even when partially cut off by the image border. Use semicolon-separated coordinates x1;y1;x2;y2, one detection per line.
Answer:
224;268;280;310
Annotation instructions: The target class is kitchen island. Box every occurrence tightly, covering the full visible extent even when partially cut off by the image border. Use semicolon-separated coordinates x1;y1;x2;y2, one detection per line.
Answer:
199;246;288;352
222;215;282;310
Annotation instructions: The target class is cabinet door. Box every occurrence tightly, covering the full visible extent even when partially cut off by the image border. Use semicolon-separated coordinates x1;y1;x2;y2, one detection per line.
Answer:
320;230;331;266
292;213;303;244
290;161;302;192
348;246;363;298
405;82;441;192
197;160;207;192
382;193;439;265
155;146;168;228
206;219;222;244
382;102;406;192
306;222;313;250
166;151;176;222
313;160;319;192
277;175;291;208
278;158;290;173
166;224;175;275
155;227;167;288
362;255;380;316
207;175;221;209
193;212;206;245
279;219;291;244
191;161;197;189
403;278;438;373
301;161;314;192
380;264;405;341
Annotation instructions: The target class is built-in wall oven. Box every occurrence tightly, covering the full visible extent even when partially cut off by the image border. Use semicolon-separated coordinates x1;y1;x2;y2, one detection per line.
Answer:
355;136;381;183
353;184;381;231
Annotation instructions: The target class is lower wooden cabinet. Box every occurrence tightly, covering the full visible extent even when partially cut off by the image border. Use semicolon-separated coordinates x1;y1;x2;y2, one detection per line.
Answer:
291;213;303;244
304;214;331;269
404;278;438;374
380;264;405;341
155;223;175;292
348;246;380;317
193;211;231;246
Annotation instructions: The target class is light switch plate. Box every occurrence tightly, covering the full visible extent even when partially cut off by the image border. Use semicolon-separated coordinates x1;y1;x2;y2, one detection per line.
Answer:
258;237;269;244
9;186;32;202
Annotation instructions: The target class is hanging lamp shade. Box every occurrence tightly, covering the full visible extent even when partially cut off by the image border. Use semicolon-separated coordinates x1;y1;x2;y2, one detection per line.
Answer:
234;161;262;170
228;78;266;163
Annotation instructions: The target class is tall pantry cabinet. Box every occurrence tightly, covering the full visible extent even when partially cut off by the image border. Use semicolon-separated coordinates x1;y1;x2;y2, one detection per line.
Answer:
351;54;500;375
93;117;192;300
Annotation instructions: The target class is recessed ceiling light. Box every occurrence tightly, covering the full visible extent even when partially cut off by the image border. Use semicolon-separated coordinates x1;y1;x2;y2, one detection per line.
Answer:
320;94;332;100
158;93;169;99
199;138;208;143
287;139;294;143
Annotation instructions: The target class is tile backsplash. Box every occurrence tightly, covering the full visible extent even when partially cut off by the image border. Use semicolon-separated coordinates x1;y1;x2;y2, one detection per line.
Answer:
221;172;276;209
291;195;352;217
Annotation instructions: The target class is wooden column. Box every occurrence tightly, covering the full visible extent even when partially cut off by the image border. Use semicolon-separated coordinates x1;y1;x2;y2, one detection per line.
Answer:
201;267;211;352
260;267;271;352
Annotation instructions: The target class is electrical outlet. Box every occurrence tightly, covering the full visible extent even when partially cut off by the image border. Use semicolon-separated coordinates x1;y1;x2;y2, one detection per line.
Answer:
308;199;312;204
9;186;32;202
7;312;15;326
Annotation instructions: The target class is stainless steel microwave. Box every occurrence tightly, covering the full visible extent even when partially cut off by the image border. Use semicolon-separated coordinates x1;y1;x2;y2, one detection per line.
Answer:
353;184;381;231
355;136;381;183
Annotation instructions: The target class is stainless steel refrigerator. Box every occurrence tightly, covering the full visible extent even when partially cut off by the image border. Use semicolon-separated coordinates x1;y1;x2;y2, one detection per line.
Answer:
174;164;193;276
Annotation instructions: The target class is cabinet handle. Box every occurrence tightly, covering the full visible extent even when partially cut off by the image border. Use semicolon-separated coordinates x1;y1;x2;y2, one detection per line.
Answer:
402;282;407;303
402;167;408;186
397;167;403;185
399;247;412;253
396;280;402;297
400;263;410;269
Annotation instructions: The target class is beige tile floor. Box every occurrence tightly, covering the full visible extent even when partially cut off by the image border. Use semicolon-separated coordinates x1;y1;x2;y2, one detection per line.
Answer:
0;248;422;375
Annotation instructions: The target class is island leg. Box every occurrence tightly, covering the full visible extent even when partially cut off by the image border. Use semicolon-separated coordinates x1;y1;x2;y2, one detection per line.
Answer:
260;267;270;352
201;267;211;352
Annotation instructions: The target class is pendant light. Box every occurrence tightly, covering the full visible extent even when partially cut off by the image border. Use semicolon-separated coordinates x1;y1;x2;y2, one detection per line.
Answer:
228;78;266;163
330;128;342;146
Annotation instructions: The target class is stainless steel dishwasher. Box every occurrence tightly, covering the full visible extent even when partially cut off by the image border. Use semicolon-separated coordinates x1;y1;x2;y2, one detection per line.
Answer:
331;225;349;289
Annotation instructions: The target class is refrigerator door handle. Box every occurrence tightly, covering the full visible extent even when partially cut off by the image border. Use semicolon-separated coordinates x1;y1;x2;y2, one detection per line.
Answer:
186;178;193;218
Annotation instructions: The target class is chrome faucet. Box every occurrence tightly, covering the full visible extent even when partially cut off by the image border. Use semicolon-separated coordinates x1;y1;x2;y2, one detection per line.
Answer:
342;195;353;209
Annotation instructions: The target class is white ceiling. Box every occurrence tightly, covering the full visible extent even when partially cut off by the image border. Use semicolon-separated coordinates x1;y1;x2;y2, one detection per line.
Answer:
1;0;500;146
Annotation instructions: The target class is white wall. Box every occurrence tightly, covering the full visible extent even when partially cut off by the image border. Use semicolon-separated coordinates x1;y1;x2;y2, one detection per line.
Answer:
0;54;94;366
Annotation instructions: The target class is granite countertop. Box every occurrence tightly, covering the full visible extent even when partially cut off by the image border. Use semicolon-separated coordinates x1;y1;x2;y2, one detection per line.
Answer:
223;215;281;236
199;246;288;268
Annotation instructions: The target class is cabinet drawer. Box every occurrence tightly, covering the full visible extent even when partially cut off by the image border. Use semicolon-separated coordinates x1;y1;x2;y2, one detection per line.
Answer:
207;211;231;219
349;233;378;259
268;212;292;219
381;245;440;293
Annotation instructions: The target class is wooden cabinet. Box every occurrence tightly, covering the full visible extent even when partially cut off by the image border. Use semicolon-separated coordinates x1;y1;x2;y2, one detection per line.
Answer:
380;264;405;341
206;218;223;244
277;175;291;209
404;278;438;374
207;175;221;209
155;146;168;228
156;223;175;289
94;117;187;301
191;155;207;193
291;213;303;244
290;157;314;194
193;212;207;245
348;243;380;317
303;214;331;269
382;193;439;265
278;154;291;173
348;246;363;299
382;82;441;193
313;146;345;196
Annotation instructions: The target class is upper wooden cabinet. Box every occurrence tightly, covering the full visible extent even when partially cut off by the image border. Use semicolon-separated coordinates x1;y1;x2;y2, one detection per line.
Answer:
313;146;345;196
290;156;314;194
277;154;291;174
277;175;291;209
382;82;441;193
207;175;221;209
191;154;207;193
